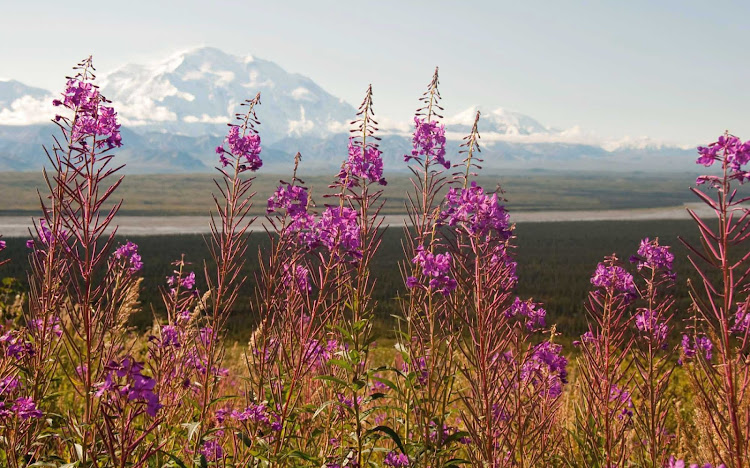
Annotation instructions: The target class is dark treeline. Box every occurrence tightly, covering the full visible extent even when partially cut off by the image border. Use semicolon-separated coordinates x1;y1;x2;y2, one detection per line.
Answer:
0;219;704;341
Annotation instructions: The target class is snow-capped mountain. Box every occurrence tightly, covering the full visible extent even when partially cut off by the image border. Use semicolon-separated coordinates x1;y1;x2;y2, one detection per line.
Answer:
0;47;697;173
99;47;355;143
445;106;549;136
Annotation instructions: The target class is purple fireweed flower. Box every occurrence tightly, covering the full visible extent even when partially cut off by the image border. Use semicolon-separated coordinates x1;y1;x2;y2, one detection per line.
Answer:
95;357;162;417
309;206;361;258
0;376;20;395
1;330;33;359
114;241;143;273
384;451;409;467
12;397;43;420
697;134;750;182
0;401;10;418
335;393;363;418
631;237;675;272
634;310;668;347
428;423;468;444
405;116;450;169
609;385;633;420
506;297;547;330
32;219;71;249
199;327;215;347
407;245;457;295
200;440;224;461
216;125;262;172
267;183;310;219
232;402;272;424
181;272;196;290
0;240;5;251
370;375;389;394
402;356;429;386
282;263;311;293
591;263;636;300
54;77;122;150
440;181;511;238
339;137;386;186
522;341;568;398
29;317;63;338
303;338;338;368
680;334;712;363
573;330;596;347
159;325;180;348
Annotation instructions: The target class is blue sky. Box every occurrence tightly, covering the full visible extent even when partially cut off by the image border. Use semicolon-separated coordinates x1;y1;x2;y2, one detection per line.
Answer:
1;0;747;145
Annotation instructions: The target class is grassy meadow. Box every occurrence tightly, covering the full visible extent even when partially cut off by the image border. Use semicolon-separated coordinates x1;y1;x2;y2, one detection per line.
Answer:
0;171;703;216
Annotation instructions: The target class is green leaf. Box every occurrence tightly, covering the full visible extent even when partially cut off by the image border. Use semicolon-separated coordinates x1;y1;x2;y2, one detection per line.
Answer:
327;358;354;373
444;458;470;466
370;375;402;396
366;425;405;454
157;451;188;468
312;400;336;419
286;450;316;462
315;375;349;387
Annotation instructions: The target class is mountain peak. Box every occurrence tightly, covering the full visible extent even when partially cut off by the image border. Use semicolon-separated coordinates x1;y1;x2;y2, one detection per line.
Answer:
99;47;355;142
445;106;549;136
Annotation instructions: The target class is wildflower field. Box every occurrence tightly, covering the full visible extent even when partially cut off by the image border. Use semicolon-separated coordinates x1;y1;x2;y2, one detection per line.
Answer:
0;58;748;468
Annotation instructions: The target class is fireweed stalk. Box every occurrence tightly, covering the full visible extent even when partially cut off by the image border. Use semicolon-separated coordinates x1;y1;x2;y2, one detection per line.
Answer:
444;112;566;466
398;67;464;465
680;133;750;467
36;57;159;465
629;238;678;467
189;94;263;458
571;255;636;467
323;85;388;468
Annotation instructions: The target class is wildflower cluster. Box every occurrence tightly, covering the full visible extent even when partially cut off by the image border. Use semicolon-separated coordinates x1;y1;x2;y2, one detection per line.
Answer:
216;125;262;171
406;245;456;295
95;356;162;417
113;241;143;273
681;334;713;361
267;182;310;219
339;137;386;185
405;117;449;169
632;237;675;272
440;181;511;238
507;297;547;330
696;133;750;183
591;261;636;300
53;74;122;149
521;341;568;398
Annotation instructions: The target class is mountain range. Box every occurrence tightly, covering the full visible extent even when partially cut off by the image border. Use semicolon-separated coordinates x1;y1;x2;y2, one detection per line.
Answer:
0;47;696;174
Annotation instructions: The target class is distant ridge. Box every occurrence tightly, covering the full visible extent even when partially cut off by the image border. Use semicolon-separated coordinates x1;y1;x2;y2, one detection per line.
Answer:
0;47;696;173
